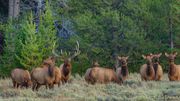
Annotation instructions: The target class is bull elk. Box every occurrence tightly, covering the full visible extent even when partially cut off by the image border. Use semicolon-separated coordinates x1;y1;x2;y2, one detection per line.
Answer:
165;52;180;81
140;54;155;81
11;68;32;88
53;41;80;84
31;56;56;91
153;53;163;81
116;56;129;81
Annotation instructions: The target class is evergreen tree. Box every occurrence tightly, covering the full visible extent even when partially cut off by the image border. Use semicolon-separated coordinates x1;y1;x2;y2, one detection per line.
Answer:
15;13;43;70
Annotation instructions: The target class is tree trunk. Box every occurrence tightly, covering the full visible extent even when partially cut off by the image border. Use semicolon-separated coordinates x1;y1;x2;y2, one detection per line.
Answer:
8;0;20;18
8;0;14;18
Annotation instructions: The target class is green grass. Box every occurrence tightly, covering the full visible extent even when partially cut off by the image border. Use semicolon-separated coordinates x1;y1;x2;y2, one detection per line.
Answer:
0;73;180;101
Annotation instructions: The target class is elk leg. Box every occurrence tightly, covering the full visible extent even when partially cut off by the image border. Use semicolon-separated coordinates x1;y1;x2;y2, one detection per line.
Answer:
58;82;61;87
32;83;37;91
12;81;16;88
17;84;20;88
36;84;41;91
51;83;54;89
45;84;48;89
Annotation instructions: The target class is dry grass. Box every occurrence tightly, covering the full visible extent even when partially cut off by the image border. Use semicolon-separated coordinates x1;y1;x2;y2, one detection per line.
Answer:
0;73;180;101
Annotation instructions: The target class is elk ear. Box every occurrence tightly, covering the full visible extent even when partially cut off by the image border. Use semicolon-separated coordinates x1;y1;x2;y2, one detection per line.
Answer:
173;52;178;56
117;56;122;60
142;55;146;59
125;56;129;60
68;58;71;62
51;56;56;61
158;53;162;57
165;52;169;57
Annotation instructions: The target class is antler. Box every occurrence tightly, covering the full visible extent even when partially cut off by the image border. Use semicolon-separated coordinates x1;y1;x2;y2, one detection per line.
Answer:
68;41;81;61
52;41;80;61
52;42;59;57
52;42;67;60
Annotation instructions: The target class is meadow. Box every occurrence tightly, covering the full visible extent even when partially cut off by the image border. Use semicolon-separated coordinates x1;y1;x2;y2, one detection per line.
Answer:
0;73;180;101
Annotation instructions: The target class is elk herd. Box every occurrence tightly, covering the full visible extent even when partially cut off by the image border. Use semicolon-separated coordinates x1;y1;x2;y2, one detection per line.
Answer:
10;50;180;91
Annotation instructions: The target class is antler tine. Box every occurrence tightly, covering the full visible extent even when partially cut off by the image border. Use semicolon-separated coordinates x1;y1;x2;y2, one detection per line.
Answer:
52;42;60;57
69;41;81;60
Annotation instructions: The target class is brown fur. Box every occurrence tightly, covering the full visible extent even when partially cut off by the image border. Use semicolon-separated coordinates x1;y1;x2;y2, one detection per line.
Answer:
153;53;163;81
116;56;129;81
165;52;180;81
84;68;92;83
53;66;62;87
31;57;56;91
84;61;100;83
11;68;32;88
59;59;72;84
140;54;155;81
88;67;122;84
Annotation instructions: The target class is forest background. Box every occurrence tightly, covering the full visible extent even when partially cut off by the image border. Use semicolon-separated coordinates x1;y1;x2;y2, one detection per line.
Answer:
0;0;179;77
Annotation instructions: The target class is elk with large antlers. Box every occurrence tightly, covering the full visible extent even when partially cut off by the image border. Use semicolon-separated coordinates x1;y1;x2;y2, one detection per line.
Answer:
165;52;180;81
53;41;80;84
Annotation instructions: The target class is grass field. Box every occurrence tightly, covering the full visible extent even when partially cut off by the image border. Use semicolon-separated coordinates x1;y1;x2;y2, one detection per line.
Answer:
0;73;180;101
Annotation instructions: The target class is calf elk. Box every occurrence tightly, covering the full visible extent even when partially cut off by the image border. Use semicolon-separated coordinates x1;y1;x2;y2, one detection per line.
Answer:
165;52;180;81
140;54;155;81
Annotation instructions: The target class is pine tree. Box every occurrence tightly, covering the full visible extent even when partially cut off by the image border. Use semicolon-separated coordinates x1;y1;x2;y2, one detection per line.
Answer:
15;13;43;70
0;21;17;76
38;1;57;58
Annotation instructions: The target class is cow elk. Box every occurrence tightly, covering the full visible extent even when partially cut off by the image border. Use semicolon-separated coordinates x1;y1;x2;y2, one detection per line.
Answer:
152;53;163;81
87;60;123;84
116;56;129;81
11;68;32;88
31;56;56;91
140;54;155;81
88;66;123;84
84;61;100;83
165;52;180;81
53;66;62;87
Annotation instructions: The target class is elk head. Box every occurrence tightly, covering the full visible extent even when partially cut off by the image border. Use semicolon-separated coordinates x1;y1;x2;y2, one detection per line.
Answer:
92;61;100;67
142;53;154;65
117;56;129;67
153;53;162;63
165;52;178;63
43;56;56;66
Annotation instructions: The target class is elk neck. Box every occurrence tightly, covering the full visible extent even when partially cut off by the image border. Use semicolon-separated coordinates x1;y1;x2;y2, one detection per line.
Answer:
169;61;176;76
62;62;71;77
47;64;54;77
153;62;159;77
121;65;128;77
146;61;153;76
